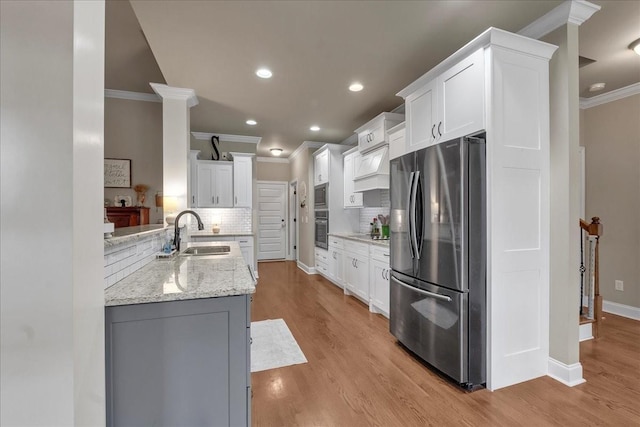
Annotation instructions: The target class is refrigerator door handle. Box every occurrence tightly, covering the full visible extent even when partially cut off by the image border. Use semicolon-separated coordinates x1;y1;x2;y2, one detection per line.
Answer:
391;277;452;302
410;171;420;260
407;171;416;259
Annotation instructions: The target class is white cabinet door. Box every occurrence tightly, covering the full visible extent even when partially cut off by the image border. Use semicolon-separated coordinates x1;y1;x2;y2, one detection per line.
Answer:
334;248;344;287
439;48;485;142
343;152;363;208
189;150;200;207
344;251;369;302
214;163;234;207
197;162;216;208
233;156;252;207
314;149;329;185
370;259;390;318
197;162;233;208
406;79;438;153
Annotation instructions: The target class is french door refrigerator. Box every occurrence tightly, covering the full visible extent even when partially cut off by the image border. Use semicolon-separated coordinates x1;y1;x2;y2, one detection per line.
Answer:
389;135;486;389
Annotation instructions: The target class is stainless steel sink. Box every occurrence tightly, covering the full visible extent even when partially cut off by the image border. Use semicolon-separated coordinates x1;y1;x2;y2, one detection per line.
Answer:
181;246;231;256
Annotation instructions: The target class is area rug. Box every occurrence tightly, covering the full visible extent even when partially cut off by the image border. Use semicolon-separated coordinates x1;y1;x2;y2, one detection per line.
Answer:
251;318;308;373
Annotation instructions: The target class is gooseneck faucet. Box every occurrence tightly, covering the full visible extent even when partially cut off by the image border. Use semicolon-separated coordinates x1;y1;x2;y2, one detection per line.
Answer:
173;210;205;252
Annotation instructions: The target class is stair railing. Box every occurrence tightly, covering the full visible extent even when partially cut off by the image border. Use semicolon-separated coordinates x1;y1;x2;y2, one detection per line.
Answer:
579;216;603;338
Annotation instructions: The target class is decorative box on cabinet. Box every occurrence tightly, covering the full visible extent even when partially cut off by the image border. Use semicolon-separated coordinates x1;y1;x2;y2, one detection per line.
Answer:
106;207;150;228
355;112;404;153
387;122;406;161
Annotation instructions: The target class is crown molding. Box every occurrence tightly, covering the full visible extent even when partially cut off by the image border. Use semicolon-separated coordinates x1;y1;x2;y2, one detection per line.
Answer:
191;132;262;144
257;156;289;164
288;141;325;161
518;0;601;40
149;83;199;108
104;89;161;103
580;83;640;109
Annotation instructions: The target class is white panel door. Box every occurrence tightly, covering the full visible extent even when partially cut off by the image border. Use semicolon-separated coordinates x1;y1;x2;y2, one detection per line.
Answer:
257;182;287;260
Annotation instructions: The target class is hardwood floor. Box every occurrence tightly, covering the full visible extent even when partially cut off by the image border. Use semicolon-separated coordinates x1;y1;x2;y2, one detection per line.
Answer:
251;261;640;426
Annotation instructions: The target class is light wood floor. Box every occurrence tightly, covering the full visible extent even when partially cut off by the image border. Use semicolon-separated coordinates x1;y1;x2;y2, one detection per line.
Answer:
251;261;640;426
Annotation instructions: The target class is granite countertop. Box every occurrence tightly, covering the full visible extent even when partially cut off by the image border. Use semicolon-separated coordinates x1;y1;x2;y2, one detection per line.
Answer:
105;241;256;307
105;224;168;248
328;232;390;247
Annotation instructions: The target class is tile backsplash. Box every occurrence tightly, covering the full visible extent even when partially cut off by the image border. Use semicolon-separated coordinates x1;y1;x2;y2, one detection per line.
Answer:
188;208;252;233
359;189;390;234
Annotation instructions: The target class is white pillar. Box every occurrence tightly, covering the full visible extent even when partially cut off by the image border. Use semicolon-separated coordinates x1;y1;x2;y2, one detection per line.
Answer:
1;0;106;424
150;83;198;218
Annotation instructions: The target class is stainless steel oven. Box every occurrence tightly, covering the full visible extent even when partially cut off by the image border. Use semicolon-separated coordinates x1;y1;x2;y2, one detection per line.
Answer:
314;210;329;249
314;183;328;210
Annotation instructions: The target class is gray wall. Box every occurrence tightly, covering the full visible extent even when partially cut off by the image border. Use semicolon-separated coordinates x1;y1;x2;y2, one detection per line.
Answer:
581;93;640;309
289;148;315;268
257;161;290;182
104;97;164;223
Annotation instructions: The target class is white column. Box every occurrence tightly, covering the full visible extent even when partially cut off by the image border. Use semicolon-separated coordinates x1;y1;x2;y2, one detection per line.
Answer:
150;83;198;218
1;0;106;424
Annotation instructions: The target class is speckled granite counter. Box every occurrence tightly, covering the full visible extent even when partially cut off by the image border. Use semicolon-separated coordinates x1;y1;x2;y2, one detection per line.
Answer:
328;232;390;247
105;241;256;306
104;224;168;248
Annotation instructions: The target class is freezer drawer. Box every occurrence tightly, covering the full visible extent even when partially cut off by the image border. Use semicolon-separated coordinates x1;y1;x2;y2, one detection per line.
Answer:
389;273;468;384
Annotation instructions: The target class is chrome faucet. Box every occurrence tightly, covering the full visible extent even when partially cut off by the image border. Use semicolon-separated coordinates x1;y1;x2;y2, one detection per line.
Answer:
173;210;205;252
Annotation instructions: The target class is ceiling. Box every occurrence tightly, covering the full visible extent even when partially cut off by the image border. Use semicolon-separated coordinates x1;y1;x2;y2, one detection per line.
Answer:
105;1;640;157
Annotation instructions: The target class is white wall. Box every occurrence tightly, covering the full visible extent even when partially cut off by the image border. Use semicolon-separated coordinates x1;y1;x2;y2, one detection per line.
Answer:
1;1;106;424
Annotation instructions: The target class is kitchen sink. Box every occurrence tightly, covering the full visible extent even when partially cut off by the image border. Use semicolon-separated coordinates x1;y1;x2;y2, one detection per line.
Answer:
181;246;231;256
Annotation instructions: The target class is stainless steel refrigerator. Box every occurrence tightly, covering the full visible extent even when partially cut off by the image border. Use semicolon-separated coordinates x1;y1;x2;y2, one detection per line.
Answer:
389;135;486;389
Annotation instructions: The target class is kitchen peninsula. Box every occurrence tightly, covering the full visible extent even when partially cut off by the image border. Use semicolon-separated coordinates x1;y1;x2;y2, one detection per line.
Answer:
104;240;255;426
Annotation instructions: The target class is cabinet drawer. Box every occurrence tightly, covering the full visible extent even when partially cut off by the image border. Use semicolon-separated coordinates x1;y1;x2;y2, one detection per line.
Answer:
235;236;254;247
316;261;329;276
370;245;391;263
328;236;344;249
315;248;329;263
343;240;369;257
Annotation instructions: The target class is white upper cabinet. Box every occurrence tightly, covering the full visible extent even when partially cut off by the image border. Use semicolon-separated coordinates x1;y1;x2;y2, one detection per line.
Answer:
197;161;233;208
387;122;406;161
232;154;253;208
343;150;363;208
314;148;329;185
355;112;404;153
404;48;485;154
189;150;200;207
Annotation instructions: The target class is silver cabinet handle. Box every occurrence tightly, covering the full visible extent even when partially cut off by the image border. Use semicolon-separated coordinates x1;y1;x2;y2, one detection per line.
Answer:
212;196;215;204
235;196;238;204
391;277;452;302
438;121;442;137
432;124;436;139
192;195;195;204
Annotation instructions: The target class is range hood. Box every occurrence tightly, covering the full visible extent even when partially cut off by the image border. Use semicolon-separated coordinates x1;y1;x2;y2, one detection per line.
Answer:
354;145;389;191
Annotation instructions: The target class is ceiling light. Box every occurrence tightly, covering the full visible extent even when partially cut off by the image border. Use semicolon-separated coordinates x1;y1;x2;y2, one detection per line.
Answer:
270;148;283;156
310;125;320;131
629;38;640;56
589;82;606;92
246;119;257;125
256;68;272;79
349;82;363;92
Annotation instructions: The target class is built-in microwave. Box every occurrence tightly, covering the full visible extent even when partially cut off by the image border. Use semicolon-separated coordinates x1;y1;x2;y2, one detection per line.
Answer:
314;183;328;210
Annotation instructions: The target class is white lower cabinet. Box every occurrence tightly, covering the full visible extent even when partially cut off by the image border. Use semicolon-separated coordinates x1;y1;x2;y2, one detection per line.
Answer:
317;237;389;317
369;245;391;318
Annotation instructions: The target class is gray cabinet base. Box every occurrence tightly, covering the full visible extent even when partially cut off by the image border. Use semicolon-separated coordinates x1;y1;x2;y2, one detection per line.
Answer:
106;296;250;427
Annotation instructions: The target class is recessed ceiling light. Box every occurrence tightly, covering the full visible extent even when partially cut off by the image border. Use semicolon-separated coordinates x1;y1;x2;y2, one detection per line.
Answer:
270;148;283;156
589;82;606;92
246;119;257;125
629;38;640;56
349;82;363;92
310;125;320;132
256;68;272;79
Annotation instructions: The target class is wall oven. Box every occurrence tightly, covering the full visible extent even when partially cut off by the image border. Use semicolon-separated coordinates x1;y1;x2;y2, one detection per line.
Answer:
314;183;328;210
314;210;329;249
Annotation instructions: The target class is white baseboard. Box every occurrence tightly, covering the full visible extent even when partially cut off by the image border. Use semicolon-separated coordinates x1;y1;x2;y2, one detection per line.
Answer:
548;358;586;387
297;261;316;275
603;300;640;321
579;323;593;342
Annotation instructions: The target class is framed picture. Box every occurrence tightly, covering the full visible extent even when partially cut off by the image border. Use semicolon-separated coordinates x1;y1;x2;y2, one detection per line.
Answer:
104;158;131;188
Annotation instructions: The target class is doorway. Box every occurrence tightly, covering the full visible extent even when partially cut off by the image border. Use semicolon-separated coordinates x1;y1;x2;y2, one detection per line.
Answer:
257;181;288;260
